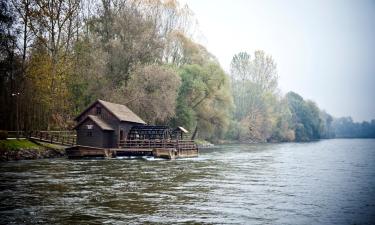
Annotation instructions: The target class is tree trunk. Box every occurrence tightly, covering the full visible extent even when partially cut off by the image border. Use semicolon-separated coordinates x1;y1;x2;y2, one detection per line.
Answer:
191;125;198;140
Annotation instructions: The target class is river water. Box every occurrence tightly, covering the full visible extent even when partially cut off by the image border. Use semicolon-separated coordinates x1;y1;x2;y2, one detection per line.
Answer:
0;139;374;224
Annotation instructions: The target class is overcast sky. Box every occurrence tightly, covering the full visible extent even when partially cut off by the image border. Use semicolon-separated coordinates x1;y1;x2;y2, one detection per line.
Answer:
181;0;375;122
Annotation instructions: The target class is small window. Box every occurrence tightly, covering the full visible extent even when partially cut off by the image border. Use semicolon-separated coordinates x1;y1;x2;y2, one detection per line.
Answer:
87;131;93;137
96;107;102;115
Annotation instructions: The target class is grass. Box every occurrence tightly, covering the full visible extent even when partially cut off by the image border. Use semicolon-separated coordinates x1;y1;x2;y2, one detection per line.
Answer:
0;139;43;151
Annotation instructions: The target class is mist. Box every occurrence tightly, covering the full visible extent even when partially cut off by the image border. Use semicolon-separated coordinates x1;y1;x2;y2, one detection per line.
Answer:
183;0;375;122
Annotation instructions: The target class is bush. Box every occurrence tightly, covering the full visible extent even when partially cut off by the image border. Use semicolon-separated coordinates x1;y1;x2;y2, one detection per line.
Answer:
0;130;8;140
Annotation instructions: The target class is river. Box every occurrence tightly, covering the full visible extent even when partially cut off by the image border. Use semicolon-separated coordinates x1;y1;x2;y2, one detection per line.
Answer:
0;139;374;224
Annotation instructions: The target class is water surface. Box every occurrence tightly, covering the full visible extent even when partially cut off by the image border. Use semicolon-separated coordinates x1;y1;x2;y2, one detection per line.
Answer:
1;139;375;224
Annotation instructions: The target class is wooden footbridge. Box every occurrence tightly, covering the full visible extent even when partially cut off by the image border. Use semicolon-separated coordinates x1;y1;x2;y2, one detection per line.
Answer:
7;130;76;146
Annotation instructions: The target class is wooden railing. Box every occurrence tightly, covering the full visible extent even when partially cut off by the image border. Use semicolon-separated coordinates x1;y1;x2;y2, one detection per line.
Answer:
7;130;76;146
118;139;197;151
29;131;76;146
7;131;27;138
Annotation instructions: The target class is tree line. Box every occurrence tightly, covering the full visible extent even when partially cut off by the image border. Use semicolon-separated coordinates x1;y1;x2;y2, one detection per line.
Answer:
332;117;375;138
1;0;373;142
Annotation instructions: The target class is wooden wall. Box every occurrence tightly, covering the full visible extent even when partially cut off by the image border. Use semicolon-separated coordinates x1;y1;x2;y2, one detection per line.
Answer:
76;119;114;148
76;102;143;147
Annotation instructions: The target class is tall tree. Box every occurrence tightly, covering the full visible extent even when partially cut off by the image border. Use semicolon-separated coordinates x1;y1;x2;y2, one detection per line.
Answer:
113;64;181;124
0;0;20;130
286;92;323;141
174;62;233;140
229;50;279;142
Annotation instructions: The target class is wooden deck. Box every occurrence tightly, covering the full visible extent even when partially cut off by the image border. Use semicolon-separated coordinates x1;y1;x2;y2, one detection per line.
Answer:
66;139;198;159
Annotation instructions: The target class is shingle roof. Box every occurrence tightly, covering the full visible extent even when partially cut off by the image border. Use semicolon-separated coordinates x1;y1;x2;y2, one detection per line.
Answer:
74;115;114;130
88;115;114;130
98;99;146;124
75;99;146;124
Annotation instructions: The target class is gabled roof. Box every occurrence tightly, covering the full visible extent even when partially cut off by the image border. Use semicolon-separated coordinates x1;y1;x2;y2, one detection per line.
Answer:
98;100;146;124
75;99;146;124
74;115;114;130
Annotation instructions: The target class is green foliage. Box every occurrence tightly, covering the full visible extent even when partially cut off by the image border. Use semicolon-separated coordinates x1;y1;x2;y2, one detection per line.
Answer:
2;0;355;144
268;98;295;142
172;100;196;131
0;140;41;151
286;92;323;141
225;120;248;140
229;51;280;142
332;117;375;138
114;64;181;124
173;63;233;141
228;50;329;143
0;130;8;140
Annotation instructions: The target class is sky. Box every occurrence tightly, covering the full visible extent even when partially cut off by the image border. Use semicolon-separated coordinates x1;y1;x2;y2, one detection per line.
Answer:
180;0;375;122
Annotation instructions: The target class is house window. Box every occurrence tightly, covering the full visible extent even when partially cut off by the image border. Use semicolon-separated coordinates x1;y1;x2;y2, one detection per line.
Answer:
87;131;93;137
96;107;102;115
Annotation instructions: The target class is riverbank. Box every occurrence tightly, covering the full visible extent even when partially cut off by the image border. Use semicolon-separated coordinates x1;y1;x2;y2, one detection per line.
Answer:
195;139;215;148
0;139;65;161
197;139;266;148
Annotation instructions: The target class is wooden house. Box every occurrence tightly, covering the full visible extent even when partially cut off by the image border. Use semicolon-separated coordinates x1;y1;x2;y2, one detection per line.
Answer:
73;99;146;148
68;99;198;159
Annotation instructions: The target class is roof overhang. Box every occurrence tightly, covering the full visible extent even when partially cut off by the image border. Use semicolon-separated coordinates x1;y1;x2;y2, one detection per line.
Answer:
73;115;114;131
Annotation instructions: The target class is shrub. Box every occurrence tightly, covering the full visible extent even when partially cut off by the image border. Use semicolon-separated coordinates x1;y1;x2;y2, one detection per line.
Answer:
0;130;8;140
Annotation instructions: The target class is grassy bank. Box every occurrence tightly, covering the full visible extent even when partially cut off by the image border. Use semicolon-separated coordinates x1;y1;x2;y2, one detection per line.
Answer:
0;139;65;161
0;139;42;151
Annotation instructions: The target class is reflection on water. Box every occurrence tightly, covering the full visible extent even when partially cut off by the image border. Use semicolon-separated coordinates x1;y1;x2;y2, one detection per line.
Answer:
0;139;375;224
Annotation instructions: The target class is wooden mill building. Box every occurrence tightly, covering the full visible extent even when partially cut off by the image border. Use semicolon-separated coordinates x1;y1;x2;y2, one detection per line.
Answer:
74;99;146;148
68;99;198;159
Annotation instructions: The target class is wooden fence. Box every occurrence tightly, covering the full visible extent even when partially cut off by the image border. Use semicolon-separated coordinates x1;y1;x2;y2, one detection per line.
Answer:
7;130;76;146
119;139;197;151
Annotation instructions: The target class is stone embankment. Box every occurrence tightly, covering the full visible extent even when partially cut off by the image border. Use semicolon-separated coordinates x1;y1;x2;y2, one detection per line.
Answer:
0;148;65;161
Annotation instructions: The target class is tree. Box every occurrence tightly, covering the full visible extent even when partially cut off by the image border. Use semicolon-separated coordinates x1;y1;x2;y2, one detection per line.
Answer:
319;110;334;138
0;0;20;130
269;96;295;142
230;52;251;119
113;64;181;124
230;51;251;82
286;92;323;141
173;63;233;141
332;117;375;138
252;50;278;93
229;50;279;142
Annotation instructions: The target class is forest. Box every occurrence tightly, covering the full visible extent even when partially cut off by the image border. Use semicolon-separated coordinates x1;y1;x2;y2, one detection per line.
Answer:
1;0;374;142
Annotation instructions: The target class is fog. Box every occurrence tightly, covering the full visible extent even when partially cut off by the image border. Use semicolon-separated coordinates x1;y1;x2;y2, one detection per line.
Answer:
183;0;375;122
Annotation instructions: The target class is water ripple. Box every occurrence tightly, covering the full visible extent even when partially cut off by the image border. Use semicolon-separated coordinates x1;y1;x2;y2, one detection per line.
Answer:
0;139;375;224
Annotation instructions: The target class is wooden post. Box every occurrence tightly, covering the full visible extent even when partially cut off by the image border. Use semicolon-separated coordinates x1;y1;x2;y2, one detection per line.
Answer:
177;139;180;155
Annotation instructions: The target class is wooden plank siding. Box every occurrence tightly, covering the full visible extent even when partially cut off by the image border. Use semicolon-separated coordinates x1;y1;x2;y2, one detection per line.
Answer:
75;102;118;147
75;102;144;148
76;119;114;148
76;102;118;125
